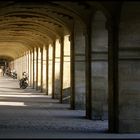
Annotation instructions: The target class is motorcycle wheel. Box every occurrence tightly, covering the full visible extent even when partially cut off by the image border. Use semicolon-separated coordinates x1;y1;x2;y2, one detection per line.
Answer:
21;82;28;89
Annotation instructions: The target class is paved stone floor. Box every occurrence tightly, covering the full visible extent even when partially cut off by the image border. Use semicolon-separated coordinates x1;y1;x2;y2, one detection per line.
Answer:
0;76;139;139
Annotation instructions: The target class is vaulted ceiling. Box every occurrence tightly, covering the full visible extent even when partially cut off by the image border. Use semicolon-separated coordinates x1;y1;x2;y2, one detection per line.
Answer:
0;0;122;61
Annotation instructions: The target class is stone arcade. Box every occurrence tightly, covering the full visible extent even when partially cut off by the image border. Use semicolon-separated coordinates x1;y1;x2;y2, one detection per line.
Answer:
0;0;139;134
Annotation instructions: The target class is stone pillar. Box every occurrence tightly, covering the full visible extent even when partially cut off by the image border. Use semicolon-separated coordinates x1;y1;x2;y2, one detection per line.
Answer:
29;50;33;87
52;41;56;99
48;44;53;95
85;16;92;119
54;40;61;99
33;48;35;89
60;37;64;103
42;46;46;93
89;12;109;121
70;31;75;109
24;53;26;73
22;54;24;73
27;51;29;81
118;2;140;133
40;47;43;92
34;47;37;89
37;47;41;90
46;45;49;95
25;52;28;75
74;20;86;109
17;58;20;79
106;18;119;133
21;56;23;78
36;47;38;90
62;35;71;104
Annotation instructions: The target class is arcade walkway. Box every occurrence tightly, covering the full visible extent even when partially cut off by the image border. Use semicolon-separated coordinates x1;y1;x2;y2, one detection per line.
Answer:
0;76;108;138
0;76;140;139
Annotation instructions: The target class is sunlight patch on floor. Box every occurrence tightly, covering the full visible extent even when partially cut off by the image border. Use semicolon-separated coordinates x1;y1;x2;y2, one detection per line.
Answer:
0;101;27;106
0;94;51;98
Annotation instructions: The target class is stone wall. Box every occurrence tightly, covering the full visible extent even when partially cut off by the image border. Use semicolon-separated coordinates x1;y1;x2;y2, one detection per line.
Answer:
119;2;140;132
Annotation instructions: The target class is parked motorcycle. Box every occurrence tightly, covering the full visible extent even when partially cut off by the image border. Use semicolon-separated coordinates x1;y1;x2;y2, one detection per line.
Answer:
19;72;28;89
11;71;17;79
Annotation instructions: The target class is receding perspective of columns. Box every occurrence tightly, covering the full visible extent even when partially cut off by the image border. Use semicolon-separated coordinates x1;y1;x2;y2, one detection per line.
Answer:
0;1;139;134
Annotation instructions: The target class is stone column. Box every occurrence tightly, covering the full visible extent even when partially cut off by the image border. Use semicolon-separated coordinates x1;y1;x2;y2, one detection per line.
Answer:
21;56;23;78
27;51;29;81
52;41;56;99
89;11;109;121
29;50;33;87
54;40;61;99
70;31;75;109
33;48;35;89
60;37;64;103
48;44;53;95
74;20;86;109
118;2;140;133
85;17;92;119
46;45;49;95
62;36;71;104
36;47;38;90
106;18;119;133
40;47;43;92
